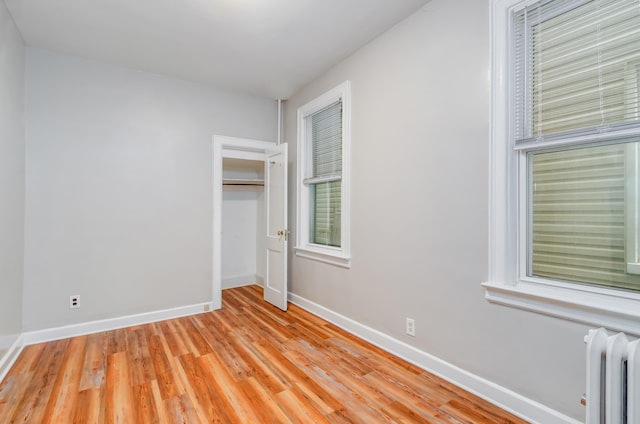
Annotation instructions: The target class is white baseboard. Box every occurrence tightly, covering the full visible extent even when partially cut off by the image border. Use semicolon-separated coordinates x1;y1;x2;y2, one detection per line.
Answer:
222;273;264;289
0;334;25;383
22;301;215;345
288;292;582;424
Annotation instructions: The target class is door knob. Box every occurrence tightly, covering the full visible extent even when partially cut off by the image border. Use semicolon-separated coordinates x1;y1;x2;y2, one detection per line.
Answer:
276;230;289;240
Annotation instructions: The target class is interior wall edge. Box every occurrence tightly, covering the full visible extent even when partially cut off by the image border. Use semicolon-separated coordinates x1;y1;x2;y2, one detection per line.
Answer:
0;0;26;347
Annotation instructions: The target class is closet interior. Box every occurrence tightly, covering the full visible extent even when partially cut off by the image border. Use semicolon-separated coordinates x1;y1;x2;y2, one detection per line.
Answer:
221;157;265;289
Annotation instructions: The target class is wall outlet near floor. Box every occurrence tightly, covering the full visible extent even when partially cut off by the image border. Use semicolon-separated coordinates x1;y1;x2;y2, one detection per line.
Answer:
406;317;415;336
69;295;80;309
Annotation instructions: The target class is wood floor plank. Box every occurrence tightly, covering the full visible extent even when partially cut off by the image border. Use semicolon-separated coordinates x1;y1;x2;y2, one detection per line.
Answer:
237;376;294;424
132;382;159;424
163;393;202;424
226;337;290;394
4;343;46;378
240;301;297;342
106;330;127;355
177;352;237;423
79;332;107;391
0;372;33;423
286;337;393;409
149;379;170;423
126;327;157;387
41;336;87;423
105;351;136;424
156;333;189;398
284;348;390;424
438;398;525;424
147;334;180;401
73;387;106;424
277;388;333;424
174;318;206;356
160;321;192;358
363;370;444;420
381;400;435;424
8;339;70;423
0;286;529;424
325;408;361;424
197;352;263;423
250;337;344;415
183;317;215;356
196;320;253;381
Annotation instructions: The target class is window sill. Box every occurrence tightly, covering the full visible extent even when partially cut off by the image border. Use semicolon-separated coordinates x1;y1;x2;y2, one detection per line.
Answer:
482;281;640;336
294;246;351;268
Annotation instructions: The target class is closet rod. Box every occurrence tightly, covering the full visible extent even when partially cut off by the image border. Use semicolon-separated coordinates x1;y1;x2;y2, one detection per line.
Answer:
222;178;264;186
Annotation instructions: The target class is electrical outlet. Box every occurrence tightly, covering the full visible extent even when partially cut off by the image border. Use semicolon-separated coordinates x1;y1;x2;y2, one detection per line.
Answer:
69;295;80;309
406;317;415;336
203;304;210;312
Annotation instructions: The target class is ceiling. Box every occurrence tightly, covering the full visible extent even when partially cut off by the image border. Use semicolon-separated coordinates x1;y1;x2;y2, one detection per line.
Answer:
5;0;429;99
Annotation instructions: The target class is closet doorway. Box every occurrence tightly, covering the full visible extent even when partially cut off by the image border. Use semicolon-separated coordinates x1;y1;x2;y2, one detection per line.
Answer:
212;136;288;311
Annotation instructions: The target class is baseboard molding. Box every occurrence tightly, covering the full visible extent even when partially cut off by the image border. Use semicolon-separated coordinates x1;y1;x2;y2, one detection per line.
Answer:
288;292;581;424
22;300;215;346
0;334;25;383
222;273;264;289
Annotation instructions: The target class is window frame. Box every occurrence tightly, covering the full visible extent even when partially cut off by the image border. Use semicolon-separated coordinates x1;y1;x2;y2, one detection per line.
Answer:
484;0;640;336
295;81;351;268
627;142;640;275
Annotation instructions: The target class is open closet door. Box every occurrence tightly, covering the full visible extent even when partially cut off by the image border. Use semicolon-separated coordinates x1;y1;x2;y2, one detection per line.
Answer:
263;143;288;311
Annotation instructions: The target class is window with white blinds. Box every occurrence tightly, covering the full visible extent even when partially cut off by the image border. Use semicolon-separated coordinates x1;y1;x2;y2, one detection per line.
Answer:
514;0;640;143
485;0;640;336
296;81;351;267
307;101;342;247
515;0;640;292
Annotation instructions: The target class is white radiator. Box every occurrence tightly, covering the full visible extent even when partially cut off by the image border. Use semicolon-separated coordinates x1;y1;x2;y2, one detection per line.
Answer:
585;328;640;424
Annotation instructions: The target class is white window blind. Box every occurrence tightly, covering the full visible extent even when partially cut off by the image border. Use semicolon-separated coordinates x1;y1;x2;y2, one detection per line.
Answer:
517;0;640;292
530;142;640;291
310;181;341;246
311;101;342;179
514;0;640;143
307;101;342;247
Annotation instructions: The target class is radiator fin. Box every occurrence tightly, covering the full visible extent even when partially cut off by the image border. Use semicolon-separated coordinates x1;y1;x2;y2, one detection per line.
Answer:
585;328;639;424
606;333;628;424
586;328;608;424
629;340;640;424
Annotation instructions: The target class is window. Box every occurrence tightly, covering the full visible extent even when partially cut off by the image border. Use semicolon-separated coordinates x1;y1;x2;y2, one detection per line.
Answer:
485;0;640;335
296;81;351;267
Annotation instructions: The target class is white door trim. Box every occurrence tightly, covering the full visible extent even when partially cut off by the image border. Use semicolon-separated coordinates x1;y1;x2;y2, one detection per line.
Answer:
212;135;276;310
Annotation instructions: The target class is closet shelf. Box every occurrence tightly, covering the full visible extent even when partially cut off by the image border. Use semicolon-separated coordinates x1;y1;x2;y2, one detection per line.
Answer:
223;178;264;186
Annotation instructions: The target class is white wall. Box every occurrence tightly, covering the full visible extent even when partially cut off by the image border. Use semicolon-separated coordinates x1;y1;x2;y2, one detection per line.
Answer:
23;49;277;331
285;1;587;421
221;189;262;287
0;0;25;352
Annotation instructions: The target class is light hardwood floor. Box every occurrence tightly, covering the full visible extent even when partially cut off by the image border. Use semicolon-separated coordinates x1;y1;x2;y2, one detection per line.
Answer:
0;286;528;423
